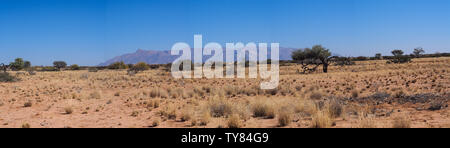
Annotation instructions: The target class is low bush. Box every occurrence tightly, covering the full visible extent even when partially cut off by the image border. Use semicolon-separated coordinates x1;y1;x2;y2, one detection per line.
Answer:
251;99;275;119
208;97;233;117
0;72;18;82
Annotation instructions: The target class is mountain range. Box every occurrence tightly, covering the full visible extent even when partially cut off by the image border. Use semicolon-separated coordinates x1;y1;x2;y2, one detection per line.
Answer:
99;47;298;66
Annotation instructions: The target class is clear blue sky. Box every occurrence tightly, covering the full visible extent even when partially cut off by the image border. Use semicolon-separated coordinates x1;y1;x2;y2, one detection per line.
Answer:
1;0;449;66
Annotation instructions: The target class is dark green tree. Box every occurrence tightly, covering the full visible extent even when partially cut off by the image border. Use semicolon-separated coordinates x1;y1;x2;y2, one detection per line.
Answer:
413;47;425;58
389;50;411;63
292;45;332;73
70;64;80;70
53;61;67;70
375;53;382;60
391;50;404;56
9;58;25;71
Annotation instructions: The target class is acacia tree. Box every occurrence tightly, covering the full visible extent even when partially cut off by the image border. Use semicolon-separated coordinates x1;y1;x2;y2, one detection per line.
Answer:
389;49;411;63
53;61;67;70
292;45;332;73
9;58;25;71
375;53;382;60
413;47;425;58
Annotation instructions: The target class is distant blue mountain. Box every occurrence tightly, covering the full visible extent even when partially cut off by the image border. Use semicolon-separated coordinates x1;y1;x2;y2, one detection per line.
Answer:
99;47;297;66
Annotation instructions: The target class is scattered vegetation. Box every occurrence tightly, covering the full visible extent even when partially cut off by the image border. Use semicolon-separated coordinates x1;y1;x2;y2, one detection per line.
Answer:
0;52;447;128
129;62;150;73
0;72;18;82
9;58;29;71
389;50;411;64
108;61;128;69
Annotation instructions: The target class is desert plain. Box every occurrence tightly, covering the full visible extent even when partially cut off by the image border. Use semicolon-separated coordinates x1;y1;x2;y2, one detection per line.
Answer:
0;57;449;128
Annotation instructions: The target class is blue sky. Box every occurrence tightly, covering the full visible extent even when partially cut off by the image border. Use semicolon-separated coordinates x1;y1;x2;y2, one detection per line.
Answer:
1;0;449;66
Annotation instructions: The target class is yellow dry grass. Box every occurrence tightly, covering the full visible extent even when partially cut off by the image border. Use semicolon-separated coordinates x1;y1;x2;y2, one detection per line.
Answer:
0;57;448;128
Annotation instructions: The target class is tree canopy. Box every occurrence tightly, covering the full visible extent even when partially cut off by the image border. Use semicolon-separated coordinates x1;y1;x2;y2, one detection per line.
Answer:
292;45;332;73
53;61;67;70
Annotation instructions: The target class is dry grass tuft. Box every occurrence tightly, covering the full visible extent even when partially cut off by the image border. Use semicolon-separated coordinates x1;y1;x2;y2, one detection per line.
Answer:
180;108;193;122
327;99;343;118
294;98;317;116
159;104;177;120
208;97;233;117
199;111;211;126
21;123;31;128
251;99;275;119
131;111;139;117
355;113;376;128
148;99;160;108
278;109;292;127
90;91;101;99
309;91;324;100
64;106;73;114
24;101;32;107
227;114;243;128
392;115;411;128
150;88;169;98
311;110;333;128
151;119;160;127
351;89;359;98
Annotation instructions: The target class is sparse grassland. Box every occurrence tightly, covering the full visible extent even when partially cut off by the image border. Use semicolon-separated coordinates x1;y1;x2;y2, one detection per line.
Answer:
0;57;448;128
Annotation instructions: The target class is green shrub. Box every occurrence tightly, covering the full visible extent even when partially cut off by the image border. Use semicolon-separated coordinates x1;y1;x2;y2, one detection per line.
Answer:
388;50;411;64
53;61;67;70
70;64;80;70
130;62;150;72
251;100;275;119
0;72;18;82
9;58;25;71
208;97;233;117
108;61;128;69
41;66;58;71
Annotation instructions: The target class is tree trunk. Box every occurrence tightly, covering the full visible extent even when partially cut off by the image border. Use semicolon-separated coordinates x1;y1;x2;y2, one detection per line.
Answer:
323;63;328;73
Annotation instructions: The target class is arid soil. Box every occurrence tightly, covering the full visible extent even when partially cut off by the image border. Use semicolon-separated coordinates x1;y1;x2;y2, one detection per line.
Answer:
0;57;449;128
